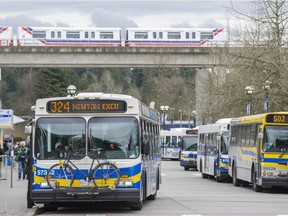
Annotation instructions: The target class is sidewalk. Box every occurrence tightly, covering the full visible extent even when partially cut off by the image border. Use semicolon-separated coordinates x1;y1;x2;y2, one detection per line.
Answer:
0;162;37;216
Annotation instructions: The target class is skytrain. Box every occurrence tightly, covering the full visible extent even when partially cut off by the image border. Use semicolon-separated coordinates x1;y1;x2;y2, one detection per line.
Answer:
0;26;226;47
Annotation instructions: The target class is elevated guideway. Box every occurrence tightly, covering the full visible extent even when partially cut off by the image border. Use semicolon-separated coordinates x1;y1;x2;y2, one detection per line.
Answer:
0;46;226;68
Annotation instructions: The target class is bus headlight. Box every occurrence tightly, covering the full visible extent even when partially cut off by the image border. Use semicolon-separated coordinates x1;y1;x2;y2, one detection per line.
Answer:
118;180;133;187
40;180;56;188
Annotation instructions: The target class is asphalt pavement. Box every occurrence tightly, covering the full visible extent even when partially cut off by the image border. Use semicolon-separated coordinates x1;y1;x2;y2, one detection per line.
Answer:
0;161;37;216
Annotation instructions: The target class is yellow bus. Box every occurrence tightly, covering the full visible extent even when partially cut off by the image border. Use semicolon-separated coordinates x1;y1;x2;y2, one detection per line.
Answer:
228;112;288;192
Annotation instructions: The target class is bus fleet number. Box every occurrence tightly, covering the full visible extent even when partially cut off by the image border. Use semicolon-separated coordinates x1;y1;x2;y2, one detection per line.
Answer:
273;115;286;123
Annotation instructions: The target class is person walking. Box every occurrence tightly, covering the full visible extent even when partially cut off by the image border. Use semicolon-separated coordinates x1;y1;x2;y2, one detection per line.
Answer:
0;145;4;178
15;141;29;180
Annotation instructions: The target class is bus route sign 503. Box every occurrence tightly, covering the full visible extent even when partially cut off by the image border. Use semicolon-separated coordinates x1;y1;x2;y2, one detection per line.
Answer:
47;100;126;113
266;114;288;124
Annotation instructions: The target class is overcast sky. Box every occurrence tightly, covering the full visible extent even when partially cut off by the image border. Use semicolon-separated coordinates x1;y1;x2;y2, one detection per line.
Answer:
0;1;250;30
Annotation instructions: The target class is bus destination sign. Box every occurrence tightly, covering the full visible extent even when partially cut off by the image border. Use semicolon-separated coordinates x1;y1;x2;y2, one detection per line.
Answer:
266;114;288;124
47;100;127;113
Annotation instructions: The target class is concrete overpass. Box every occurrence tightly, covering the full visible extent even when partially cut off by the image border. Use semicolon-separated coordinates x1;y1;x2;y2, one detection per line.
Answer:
0;46;225;68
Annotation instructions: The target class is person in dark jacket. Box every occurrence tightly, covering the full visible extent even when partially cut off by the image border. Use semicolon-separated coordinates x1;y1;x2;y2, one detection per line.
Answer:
0;145;5;178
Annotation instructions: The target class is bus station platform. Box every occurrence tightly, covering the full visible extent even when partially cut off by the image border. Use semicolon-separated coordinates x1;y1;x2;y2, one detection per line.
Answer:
0;163;37;216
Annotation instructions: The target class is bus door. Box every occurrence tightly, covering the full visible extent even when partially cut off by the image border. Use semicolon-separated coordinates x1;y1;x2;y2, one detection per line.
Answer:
256;124;262;180
216;133;221;174
204;133;209;172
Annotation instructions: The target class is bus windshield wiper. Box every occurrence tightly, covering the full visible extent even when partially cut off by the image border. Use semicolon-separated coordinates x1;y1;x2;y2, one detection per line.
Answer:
279;148;288;158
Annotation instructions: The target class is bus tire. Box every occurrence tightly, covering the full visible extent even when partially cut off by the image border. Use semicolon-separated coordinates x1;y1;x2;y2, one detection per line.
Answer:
184;166;189;171
232;164;241;186
147;190;157;200
44;203;58;212
252;170;263;192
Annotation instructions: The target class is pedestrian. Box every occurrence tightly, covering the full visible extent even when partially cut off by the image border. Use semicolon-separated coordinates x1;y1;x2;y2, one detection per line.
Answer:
12;142;19;169
15;141;29;180
0;145;4;178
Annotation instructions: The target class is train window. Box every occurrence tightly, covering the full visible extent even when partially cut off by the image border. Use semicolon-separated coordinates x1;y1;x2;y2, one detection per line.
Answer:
159;32;163;39
57;31;61;38
66;31;80;39
100;32;114;39
185;32;189;39
32;31;46;38
134;32;148;39
167;32;181;39
153;32;156;39
85;32;89;39
51;31;55;38
200;32;213;39
91;32;95;38
192;32;196;39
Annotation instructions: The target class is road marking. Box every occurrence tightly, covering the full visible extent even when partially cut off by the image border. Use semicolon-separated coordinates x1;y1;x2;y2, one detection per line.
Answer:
193;173;201;176
86;215;106;216
182;214;202;216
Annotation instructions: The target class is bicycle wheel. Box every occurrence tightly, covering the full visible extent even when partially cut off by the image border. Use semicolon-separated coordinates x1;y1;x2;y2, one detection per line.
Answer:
47;163;75;189
92;162;120;189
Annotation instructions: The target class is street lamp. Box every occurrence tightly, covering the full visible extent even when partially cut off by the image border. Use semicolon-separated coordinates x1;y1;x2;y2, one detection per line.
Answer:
192;110;196;127
160;105;169;130
262;80;272;112
245;86;255;115
67;85;77;97
179;109;183;128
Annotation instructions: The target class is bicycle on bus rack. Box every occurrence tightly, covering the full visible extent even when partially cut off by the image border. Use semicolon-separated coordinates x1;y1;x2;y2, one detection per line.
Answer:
46;148;120;191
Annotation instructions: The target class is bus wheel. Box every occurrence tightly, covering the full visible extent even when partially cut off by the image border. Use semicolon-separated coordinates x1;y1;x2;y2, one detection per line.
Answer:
44;203;58;212
130;187;144;210
146;190;157;200
201;172;208;179
184;166;189;171
233;165;241;186
252;171;263;192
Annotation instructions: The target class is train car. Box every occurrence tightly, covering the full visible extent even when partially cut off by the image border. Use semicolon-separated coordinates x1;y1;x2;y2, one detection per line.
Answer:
125;27;225;47
0;26;13;46
17;27;122;46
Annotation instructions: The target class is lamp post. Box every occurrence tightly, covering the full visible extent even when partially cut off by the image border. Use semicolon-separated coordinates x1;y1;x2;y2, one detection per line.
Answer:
262;80;272;112
179;109;183;128
160;105;169;130
67;85;77;97
192;110;196;127
245;86;255;115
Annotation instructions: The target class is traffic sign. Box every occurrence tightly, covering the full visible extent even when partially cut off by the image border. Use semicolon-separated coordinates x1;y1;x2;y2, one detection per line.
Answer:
0;109;13;128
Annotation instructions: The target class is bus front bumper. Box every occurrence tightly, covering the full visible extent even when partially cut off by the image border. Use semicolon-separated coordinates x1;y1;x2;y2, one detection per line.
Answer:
31;187;141;203
180;160;197;168
262;176;288;187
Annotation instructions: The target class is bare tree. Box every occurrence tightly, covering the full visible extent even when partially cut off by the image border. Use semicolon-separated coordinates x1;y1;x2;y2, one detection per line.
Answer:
199;0;288;121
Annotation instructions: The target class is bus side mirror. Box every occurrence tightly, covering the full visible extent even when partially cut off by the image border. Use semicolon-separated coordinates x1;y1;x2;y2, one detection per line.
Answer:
258;132;263;139
25;125;31;134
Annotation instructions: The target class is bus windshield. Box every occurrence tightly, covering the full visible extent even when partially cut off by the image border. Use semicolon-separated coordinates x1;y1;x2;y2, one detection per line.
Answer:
88;117;139;159
181;136;198;151
221;132;229;154
34;117;86;160
263;126;288;152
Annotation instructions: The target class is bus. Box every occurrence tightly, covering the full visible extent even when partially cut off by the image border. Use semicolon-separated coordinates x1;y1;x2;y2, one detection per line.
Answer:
180;128;198;171
228;112;288;192
197;119;230;181
160;128;187;160
25;91;161;210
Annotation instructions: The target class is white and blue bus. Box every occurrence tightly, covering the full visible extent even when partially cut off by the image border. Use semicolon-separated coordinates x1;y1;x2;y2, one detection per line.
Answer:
160;128;188;160
25;91;161;210
180;128;198;171
197;119;231;181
